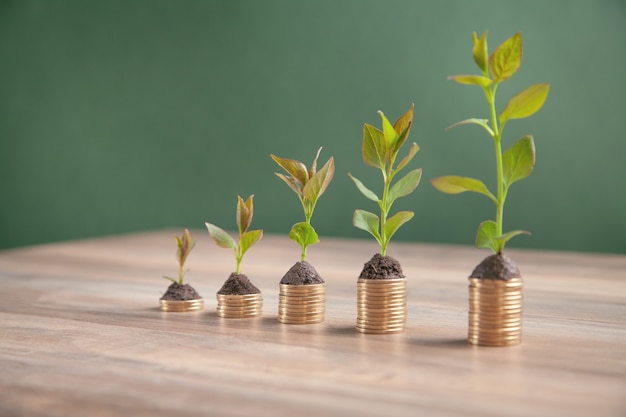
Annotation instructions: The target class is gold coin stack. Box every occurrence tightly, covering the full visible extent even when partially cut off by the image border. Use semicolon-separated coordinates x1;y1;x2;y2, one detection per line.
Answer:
468;277;523;346
160;298;204;312
356;278;407;334
216;293;263;318
278;283;326;324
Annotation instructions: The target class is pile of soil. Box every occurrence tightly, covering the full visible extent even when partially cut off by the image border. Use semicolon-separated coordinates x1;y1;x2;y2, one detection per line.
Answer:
470;253;521;280
160;282;202;301
359;253;405;279
217;273;261;295
280;261;325;285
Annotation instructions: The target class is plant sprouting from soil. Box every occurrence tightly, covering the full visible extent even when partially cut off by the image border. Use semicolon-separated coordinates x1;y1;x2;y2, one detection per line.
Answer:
205;195;263;274
431;32;550;254
348;104;422;256
163;228;195;285
271;148;335;261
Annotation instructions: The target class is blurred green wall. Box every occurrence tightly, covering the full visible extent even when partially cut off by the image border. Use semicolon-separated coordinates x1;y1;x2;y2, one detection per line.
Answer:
1;0;625;254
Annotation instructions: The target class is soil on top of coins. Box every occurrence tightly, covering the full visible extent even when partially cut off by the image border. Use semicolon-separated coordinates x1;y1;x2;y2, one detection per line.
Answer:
280;261;325;285
160;282;202;301
470;253;521;280
217;273;261;295
359;253;405;279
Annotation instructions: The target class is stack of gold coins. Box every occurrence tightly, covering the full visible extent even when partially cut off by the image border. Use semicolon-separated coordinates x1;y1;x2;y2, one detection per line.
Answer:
278;283;326;324
216;293;263;318
468;277;523;346
160;298;204;312
356;278;407;334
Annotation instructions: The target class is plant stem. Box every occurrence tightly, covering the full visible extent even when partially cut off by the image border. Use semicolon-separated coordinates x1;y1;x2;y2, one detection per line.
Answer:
379;167;392;256
487;84;505;253
177;264;184;285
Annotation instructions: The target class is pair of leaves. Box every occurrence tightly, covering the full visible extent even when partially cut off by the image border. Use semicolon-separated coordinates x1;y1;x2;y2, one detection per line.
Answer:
475;220;529;253
353;209;414;247
272;149;335;206
431;135;535;200
236;195;255;236
362;104;414;169
289;222;319;250
175;228;195;269
349;168;423;211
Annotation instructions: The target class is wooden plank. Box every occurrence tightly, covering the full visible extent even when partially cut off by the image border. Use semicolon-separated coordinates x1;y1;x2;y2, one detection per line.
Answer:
0;230;625;417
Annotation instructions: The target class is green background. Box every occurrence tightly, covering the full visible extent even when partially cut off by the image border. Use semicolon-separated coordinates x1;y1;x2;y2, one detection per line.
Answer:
1;0;625;254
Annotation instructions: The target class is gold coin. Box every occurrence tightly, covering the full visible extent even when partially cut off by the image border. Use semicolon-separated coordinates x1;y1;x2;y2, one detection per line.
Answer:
160;299;204;312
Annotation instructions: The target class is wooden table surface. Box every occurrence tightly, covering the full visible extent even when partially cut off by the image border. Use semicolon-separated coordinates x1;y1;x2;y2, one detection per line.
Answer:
1;230;625;417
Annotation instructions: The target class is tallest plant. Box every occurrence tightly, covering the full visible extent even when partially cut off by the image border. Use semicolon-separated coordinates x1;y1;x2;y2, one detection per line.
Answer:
432;31;550;347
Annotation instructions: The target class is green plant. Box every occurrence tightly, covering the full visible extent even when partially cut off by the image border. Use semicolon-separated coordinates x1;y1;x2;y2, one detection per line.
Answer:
205;195;263;274
431;32;550;254
348;104;422;256
163;228;195;285
271;148;335;261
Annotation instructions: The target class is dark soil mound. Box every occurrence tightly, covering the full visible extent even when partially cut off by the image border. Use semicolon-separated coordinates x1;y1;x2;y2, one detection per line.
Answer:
280;261;325;285
359;253;405;279
470;253;521;280
217;273;261;295
160;282;202;301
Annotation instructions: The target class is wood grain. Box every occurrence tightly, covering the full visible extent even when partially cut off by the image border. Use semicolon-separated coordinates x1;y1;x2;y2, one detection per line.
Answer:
0;230;625;417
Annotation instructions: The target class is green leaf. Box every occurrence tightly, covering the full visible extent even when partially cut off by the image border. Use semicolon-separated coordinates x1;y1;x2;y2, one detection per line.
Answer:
162;275;178;284
446;118;494;137
489;32;522;83
205;222;237;250
309;147;323;178
239;229;263;258
289;222;319;248
303;157;335;203
383;211;414;242
499;83;550;126
352;209;381;242
236;195;254;235
387;168;422;208
379;110;398;150
395;142;420;173
362;124;386;169
431;175;497;204
348;173;379;202
275;172;304;197
472;31;488;73
270;154;309;186
176;229;195;268
503;135;535;188
496;229;530;245
393;103;414;141
448;74;493;88
475;220;500;253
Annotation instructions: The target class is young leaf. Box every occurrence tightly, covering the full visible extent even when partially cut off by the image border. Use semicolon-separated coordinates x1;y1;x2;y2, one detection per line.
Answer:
496;229;530;245
176;229;195;268
237;195;254;235
363;124;387;169
383;210;414;242
274;172;303;197
489;32;522;83
303;157;335;203
379;110;398;150
388;168;422;208
289;222;319;248
499;83;550;127
309;147;323;178
503;135;535;188
205;223;237;250
431;175;497;204
448;74;493;88
270;154;309;186
352;209;381;242
348;173;379;202
395;142;420;173
239;229;263;258
446;118;494;137
393;103;414;141
472;31;488;73
475;220;500;253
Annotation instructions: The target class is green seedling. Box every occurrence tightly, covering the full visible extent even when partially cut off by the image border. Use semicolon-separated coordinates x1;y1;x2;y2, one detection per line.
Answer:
205;195;263;274
348;104;422;256
163;228;195;285
271;148;335;261
431;32;550;254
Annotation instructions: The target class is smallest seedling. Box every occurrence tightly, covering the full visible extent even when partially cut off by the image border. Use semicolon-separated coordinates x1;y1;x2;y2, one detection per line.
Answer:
163;228;195;285
205;195;263;274
271;147;335;261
